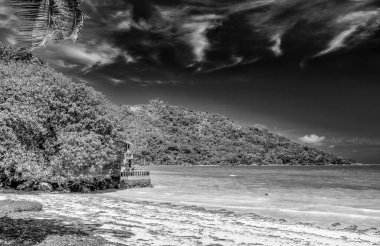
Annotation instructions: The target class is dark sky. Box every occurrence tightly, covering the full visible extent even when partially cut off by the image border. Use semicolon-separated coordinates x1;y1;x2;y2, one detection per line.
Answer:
1;0;380;163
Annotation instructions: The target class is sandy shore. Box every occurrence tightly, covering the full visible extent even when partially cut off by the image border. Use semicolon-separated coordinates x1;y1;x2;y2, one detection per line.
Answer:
1;192;379;246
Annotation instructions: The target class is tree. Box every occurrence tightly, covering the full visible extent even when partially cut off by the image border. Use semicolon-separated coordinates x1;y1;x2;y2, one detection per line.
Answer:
0;45;125;191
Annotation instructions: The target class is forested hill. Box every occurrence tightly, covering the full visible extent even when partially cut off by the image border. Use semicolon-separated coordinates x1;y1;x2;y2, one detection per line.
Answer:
120;100;354;165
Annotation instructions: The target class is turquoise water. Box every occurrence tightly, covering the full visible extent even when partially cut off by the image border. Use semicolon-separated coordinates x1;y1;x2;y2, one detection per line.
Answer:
101;165;380;228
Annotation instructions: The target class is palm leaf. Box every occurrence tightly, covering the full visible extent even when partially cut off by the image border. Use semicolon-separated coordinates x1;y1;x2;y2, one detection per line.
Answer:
10;0;84;50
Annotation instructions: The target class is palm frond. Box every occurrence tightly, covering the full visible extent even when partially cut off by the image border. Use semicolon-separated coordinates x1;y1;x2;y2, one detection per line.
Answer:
10;0;84;50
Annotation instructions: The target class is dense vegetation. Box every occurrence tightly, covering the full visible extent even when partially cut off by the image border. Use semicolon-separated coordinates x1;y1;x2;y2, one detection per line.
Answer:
0;44;125;191
120;101;353;166
0;44;353;191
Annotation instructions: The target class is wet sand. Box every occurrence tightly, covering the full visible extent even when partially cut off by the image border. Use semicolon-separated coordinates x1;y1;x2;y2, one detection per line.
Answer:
1;192;379;246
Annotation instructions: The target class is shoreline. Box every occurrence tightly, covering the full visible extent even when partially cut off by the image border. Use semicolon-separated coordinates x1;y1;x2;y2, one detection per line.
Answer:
153;163;376;167
1;191;379;246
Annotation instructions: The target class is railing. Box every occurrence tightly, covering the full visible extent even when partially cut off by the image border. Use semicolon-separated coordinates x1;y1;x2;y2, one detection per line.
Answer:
120;171;150;177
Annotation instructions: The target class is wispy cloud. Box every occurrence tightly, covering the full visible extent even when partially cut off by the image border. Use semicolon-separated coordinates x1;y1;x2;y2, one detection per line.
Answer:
182;22;215;63
316;9;380;56
8;0;380;85
328;137;380;146
315;25;359;57
36;41;135;73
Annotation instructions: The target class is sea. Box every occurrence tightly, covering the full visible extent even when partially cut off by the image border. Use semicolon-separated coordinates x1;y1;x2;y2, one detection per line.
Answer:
100;165;380;228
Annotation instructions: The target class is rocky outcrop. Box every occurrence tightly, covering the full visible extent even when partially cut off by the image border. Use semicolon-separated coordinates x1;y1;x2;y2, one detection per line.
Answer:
36;182;53;192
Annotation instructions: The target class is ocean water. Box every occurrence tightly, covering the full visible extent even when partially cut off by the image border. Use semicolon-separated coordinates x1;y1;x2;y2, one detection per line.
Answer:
100;165;380;228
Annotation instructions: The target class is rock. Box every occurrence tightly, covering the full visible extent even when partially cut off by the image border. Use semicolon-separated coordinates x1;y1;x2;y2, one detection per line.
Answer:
16;183;27;190
36;182;53;192
16;180;35;190
344;225;358;232
78;186;90;193
56;186;70;193
331;223;341;227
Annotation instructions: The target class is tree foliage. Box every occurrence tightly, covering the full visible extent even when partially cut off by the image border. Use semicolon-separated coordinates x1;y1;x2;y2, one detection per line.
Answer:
119;100;354;166
0;44;123;190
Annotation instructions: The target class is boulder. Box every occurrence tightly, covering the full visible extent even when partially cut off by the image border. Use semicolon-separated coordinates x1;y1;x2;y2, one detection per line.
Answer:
36;182;53;192
78;186;90;193
16;180;35;190
56;186;70;193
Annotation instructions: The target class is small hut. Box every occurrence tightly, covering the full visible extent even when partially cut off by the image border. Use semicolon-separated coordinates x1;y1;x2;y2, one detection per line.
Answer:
115;140;151;189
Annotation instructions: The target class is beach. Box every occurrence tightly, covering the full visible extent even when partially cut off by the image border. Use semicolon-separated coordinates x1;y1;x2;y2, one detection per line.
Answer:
0;192;379;246
1;165;380;245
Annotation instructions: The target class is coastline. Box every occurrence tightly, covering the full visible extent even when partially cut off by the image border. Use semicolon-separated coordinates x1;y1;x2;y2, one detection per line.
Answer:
1;190;379;246
156;163;373;167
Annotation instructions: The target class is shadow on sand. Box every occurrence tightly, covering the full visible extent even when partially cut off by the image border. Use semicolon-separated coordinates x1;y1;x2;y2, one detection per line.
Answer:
0;216;133;245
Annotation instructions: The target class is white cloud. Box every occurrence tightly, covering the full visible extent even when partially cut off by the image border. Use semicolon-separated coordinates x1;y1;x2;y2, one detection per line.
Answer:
117;20;133;31
270;33;283;56
113;10;134;31
122;51;136;63
299;134;326;145
112;9;151;31
182;21;215;63
190;14;224;22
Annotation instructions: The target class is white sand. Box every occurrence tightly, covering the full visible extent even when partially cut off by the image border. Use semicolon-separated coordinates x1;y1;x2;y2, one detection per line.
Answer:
1;193;379;246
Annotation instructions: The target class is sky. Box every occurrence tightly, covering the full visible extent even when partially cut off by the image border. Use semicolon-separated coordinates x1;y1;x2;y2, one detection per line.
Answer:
1;0;380;163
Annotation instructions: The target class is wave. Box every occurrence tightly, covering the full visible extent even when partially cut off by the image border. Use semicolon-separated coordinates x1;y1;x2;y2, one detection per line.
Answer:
277;208;380;220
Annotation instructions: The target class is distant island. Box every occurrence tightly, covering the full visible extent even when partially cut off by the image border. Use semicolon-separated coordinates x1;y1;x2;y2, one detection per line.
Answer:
0;44;354;192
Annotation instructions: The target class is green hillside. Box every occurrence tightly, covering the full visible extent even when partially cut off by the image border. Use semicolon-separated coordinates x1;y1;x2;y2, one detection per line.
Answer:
120;100;354;166
0;44;353;191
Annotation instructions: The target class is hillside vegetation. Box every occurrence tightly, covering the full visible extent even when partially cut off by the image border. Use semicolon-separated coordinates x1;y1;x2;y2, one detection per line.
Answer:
0;44;353;191
120;100;353;166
